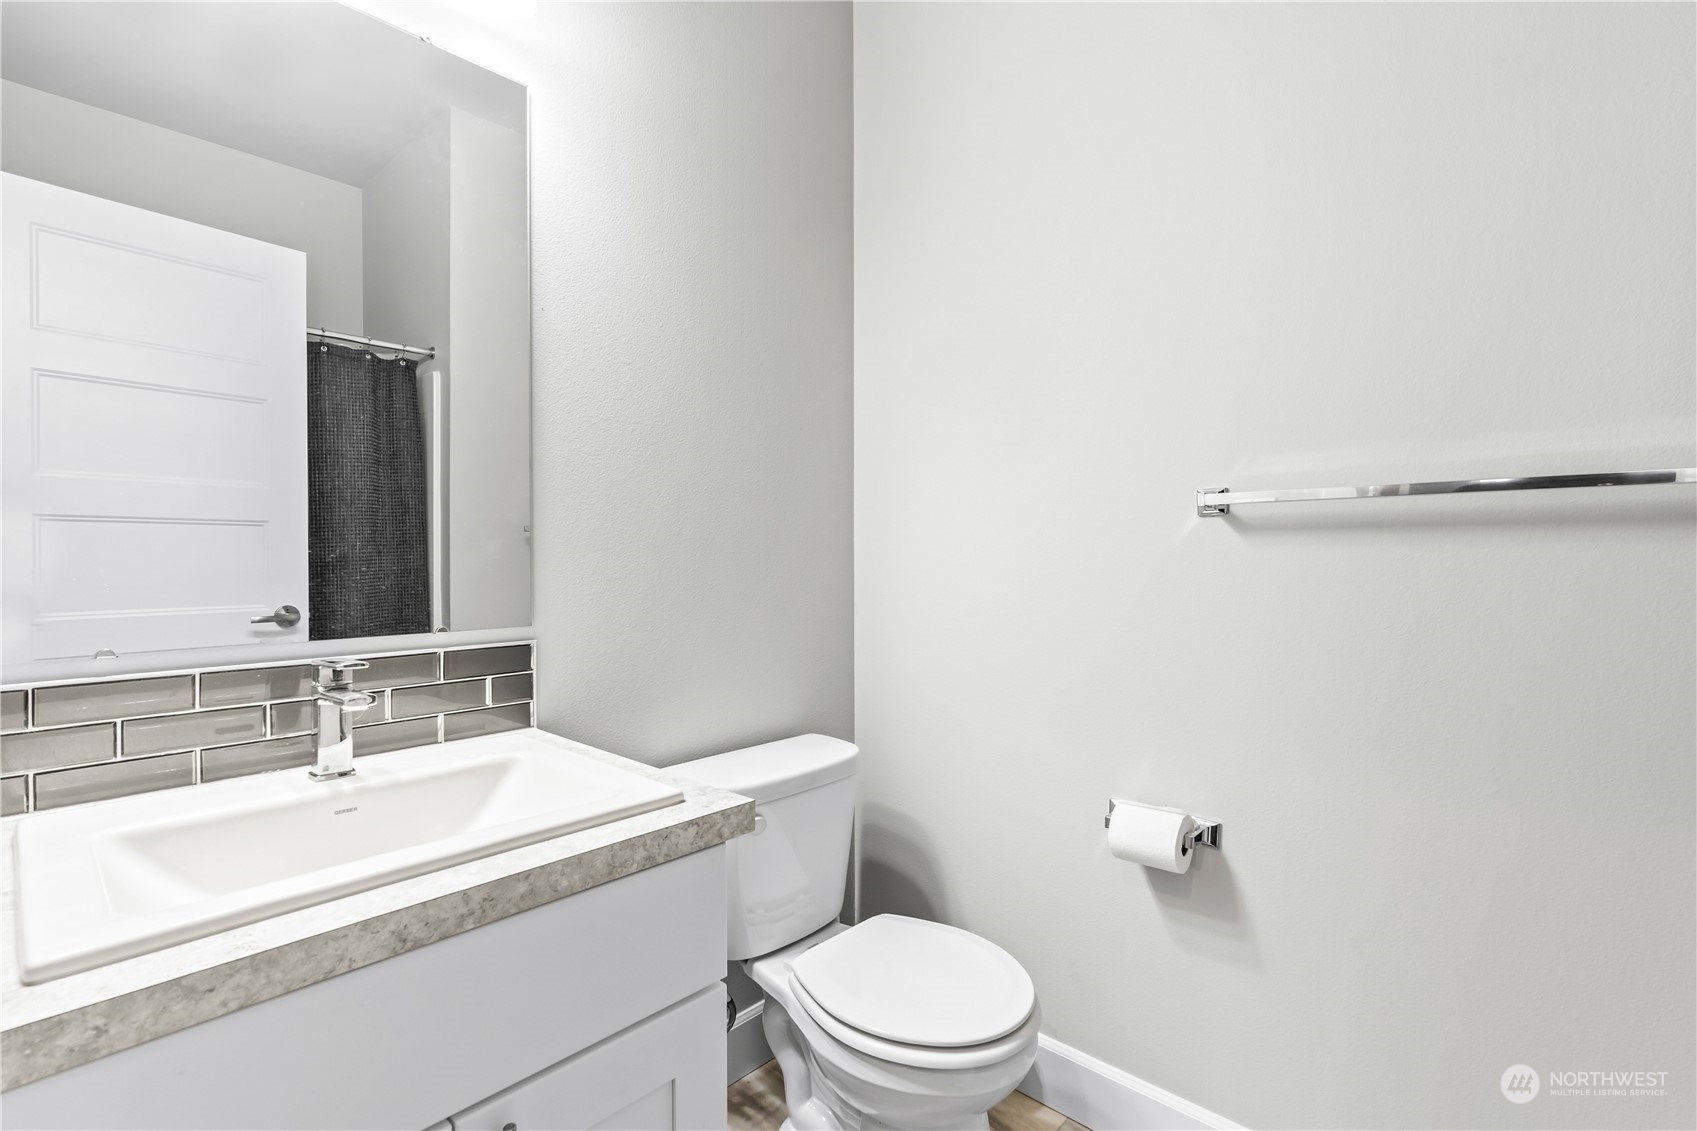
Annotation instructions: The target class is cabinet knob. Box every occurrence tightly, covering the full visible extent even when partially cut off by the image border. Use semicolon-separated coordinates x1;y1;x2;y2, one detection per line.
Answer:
502;1123;517;1131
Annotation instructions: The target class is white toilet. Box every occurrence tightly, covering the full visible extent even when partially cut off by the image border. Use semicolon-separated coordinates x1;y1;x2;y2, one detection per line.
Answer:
675;735;1040;1131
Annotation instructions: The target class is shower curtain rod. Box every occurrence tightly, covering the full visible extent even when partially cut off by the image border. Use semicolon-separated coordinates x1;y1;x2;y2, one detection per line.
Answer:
308;327;436;359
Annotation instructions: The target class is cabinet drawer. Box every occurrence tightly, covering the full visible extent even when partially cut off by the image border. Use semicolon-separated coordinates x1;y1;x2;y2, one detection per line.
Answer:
450;984;727;1131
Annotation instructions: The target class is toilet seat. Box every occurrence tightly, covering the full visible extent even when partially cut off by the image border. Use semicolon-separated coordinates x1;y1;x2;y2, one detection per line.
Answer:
777;914;1040;1072
790;915;1036;1048
787;970;1042;1071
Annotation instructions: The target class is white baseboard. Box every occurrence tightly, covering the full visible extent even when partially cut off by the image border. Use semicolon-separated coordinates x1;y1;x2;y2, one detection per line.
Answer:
1018;1035;1245;1131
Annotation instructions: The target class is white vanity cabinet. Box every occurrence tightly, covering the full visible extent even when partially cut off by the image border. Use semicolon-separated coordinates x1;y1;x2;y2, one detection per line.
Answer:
446;984;726;1130
3;847;731;1131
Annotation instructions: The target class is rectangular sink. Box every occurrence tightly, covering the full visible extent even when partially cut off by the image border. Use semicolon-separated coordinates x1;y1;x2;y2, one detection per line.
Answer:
12;729;684;983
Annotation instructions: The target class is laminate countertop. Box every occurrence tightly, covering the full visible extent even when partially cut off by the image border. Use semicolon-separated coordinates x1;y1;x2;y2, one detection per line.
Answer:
0;728;753;1090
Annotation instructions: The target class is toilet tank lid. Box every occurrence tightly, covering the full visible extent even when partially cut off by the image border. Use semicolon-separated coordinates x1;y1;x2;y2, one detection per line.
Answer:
670;734;858;803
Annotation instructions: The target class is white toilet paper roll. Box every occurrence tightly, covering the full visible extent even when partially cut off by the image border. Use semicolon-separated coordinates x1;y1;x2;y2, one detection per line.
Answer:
1107;802;1197;874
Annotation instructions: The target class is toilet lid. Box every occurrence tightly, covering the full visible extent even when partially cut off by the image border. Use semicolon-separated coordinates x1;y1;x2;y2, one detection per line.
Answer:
789;915;1035;1048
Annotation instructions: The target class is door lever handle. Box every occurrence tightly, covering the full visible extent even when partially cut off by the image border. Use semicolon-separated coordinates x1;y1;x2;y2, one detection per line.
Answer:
250;604;302;628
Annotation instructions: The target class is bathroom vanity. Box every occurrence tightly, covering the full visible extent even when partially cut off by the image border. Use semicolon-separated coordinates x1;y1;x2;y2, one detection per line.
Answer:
0;730;753;1130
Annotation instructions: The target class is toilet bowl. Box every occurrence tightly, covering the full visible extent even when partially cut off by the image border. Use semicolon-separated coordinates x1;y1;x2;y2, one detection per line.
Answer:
751;920;1041;1130
674;736;1041;1131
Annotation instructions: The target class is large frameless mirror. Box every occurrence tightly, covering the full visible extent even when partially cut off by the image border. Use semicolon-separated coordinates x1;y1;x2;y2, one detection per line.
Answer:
1;1;531;678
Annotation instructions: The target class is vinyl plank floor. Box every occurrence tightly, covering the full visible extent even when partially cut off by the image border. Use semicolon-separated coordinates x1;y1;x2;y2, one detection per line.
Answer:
727;1059;1088;1131
728;1059;789;1131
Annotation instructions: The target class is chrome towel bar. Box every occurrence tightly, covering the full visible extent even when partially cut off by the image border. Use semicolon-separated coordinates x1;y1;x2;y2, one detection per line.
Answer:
1197;468;1696;517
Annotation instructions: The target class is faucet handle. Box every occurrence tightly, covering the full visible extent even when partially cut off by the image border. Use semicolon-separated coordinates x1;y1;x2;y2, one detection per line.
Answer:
311;657;370;688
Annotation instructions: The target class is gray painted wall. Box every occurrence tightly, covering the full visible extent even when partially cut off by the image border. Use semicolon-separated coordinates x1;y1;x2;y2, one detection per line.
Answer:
447;107;532;632
361;1;854;764
362;114;450;381
855;4;1694;1130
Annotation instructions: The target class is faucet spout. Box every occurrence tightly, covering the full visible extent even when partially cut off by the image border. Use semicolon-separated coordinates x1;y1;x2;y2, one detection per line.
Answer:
310;659;375;780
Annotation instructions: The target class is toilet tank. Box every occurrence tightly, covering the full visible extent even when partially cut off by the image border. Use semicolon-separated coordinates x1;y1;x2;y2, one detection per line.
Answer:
671;735;857;960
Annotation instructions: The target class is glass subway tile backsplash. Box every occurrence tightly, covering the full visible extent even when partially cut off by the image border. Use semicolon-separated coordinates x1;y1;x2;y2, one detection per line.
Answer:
1;690;26;732
200;735;317;784
491;672;533;705
200;665;313;708
353;717;441;757
34;675;195;727
123;707;265;758
353;652;442;690
0;643;535;815
443;645;530;681
444;702;530;742
36;752;194;811
1;725;116;774
391;679;487;719
269;699;318;737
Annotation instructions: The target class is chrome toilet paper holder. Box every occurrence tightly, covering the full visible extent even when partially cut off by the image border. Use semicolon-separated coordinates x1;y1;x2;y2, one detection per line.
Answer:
1104;799;1222;854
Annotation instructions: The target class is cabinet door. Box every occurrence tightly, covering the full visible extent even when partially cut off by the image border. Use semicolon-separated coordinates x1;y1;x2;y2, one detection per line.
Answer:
449;984;727;1131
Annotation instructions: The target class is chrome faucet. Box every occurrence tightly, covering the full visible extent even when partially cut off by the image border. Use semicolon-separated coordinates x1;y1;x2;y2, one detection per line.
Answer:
310;659;375;780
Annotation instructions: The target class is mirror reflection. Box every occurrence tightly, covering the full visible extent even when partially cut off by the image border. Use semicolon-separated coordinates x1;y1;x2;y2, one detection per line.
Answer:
1;1;531;672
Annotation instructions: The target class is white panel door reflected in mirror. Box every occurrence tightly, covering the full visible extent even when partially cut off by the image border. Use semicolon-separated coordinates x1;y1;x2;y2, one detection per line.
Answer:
0;1;531;677
1;173;309;666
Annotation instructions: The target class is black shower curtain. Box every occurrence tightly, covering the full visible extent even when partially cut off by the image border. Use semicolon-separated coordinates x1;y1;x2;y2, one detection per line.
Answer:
307;342;431;640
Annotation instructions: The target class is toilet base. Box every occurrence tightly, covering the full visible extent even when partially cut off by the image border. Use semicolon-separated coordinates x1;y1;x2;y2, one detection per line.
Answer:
764;1001;1004;1130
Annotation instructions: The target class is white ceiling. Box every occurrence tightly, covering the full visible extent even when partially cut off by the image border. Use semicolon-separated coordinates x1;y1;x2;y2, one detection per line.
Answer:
1;1;525;187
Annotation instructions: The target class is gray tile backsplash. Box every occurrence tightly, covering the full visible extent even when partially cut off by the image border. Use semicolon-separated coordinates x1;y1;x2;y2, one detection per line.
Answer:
200;665;313;708
201;735;316;783
0;642;534;814
1;724;116;774
35;752;194;811
33;675;194;727
269;699;316;737
123;707;265;758
443;644;532;681
443;702;531;741
353;652;441;690
2;690;29;732
353;717;440;756
391;679;486;719
491;672;533;705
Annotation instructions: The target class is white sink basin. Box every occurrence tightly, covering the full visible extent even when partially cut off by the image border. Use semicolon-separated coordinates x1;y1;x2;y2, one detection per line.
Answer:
11;729;684;983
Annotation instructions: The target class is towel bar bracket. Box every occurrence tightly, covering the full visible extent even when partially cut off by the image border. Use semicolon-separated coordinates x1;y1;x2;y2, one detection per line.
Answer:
1196;486;1231;517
